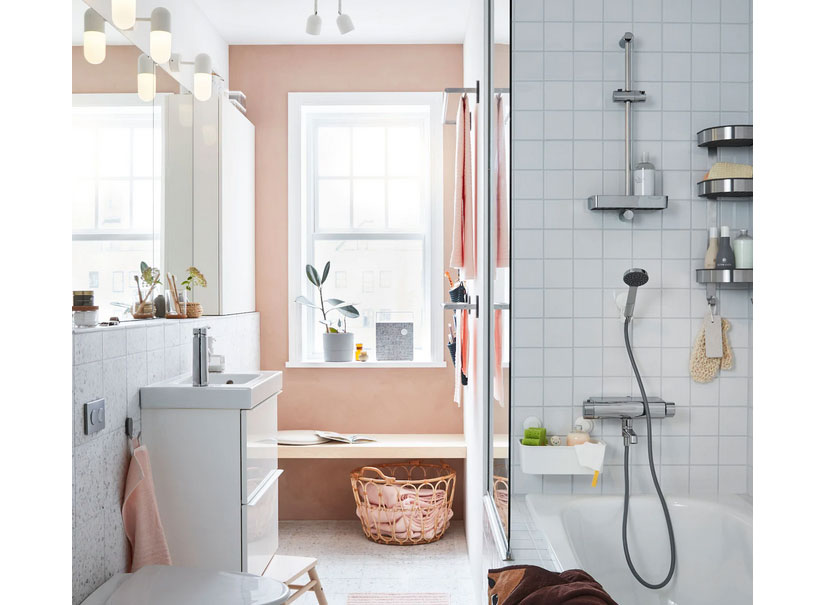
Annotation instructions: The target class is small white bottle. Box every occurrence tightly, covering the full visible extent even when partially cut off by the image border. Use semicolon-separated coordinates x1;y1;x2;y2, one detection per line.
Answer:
704;227;719;269
733;229;753;269
633;152;655;196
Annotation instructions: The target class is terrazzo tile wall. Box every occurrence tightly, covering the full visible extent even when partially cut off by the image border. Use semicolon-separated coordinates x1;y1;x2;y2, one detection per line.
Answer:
510;0;753;498
72;313;260;604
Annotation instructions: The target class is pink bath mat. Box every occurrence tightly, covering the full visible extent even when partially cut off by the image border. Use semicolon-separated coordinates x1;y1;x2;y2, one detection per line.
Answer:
347;595;449;604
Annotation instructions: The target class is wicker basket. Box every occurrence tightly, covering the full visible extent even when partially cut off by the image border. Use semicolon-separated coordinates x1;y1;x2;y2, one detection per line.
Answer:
351;461;456;545
186;302;203;318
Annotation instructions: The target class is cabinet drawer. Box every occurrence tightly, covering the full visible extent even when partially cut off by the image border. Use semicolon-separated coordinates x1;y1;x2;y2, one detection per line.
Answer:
242;469;280;575
242;393;278;504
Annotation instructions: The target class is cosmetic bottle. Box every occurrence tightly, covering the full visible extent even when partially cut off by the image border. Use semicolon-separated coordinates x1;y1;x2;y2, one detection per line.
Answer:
633;152;655;196
704;227;719;269
733;229;753;269
715;226;735;269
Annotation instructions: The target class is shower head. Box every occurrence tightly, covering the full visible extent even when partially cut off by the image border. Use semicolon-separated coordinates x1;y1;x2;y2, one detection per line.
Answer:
623;268;648;318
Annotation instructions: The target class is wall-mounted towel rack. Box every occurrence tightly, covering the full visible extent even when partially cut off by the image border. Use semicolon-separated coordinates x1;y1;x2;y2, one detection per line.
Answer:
442;80;480;125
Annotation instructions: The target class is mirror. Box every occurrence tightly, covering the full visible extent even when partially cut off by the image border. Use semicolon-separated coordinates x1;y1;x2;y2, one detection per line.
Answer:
487;0;512;554
72;0;195;321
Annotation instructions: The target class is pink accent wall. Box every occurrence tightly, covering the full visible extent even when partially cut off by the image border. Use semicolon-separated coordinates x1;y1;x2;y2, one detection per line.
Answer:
228;45;464;435
72;45;178;93
229;44;466;520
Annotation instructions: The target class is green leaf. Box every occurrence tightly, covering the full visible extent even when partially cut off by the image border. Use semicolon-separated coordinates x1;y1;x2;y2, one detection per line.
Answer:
140;261;149;273
295;295;320;309
306;264;320;287
321;261;331;284
334;305;360;319
328;326;339;333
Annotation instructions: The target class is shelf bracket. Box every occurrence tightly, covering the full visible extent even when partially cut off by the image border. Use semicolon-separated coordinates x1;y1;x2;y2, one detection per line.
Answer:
705;282;718;310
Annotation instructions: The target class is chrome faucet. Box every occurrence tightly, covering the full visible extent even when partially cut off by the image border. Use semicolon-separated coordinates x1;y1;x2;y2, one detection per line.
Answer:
193;327;210;386
622;418;638;446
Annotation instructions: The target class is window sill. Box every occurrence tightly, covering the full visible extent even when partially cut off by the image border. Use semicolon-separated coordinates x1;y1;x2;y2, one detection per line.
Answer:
285;361;447;369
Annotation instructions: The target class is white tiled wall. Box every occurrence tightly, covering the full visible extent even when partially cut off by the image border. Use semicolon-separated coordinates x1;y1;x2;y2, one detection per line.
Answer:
510;0;752;498
72;313;260;604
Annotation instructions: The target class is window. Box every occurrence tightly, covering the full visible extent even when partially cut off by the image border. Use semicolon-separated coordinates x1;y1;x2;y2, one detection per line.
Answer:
72;96;162;320
288;93;443;365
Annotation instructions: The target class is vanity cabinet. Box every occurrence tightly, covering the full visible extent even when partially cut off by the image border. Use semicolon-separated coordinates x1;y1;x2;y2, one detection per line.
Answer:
141;389;280;575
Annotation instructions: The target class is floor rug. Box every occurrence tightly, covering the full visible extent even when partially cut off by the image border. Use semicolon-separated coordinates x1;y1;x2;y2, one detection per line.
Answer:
347;594;449;604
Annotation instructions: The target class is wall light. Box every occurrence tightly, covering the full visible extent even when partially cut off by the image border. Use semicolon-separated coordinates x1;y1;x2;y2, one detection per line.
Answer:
193;53;213;102
83;9;106;65
150;7;172;64
137;54;156;102
337;0;354;35
111;0;136;30
306;0;322;35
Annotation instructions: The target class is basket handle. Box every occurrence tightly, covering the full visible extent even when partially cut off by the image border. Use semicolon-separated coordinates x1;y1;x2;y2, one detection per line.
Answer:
357;466;396;483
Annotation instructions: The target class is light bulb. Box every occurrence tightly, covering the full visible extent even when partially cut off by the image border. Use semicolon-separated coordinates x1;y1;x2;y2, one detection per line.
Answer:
137;54;156;102
83;9;106;65
111;0;136;30
306;0;321;35
150;7;172;64
193;53;212;102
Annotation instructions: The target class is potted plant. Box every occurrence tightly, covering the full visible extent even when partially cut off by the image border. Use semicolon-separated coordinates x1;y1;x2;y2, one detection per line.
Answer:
181;267;207;318
134;261;161;319
295;261;360;362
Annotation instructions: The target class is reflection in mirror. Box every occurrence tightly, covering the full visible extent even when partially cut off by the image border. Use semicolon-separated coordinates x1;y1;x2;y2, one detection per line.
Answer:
489;0;511;552
71;0;194;322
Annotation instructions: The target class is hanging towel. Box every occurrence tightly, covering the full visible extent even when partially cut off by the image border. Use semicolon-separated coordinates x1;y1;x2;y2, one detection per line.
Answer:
495;95;510;268
449;94;476;280
493;309;504;406
122;440;172;572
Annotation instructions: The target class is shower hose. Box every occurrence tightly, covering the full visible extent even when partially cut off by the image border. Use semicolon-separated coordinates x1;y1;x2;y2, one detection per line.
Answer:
622;317;676;589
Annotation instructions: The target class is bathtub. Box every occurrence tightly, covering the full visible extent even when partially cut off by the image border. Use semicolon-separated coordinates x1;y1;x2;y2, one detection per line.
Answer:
525;494;752;605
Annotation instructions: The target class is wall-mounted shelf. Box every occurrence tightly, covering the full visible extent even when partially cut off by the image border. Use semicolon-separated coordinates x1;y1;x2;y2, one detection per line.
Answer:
518;439;605;476
696;268;753;284
697;125;753;148
697;177;753;199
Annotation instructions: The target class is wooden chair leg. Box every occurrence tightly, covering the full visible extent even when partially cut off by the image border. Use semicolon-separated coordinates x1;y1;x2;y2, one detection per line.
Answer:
307;566;328;605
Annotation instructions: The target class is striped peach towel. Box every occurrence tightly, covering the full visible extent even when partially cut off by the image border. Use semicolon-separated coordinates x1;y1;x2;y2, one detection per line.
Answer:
121;440;172;572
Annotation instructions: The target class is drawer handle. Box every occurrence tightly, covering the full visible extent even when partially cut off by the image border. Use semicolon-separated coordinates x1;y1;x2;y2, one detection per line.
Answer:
248;469;283;506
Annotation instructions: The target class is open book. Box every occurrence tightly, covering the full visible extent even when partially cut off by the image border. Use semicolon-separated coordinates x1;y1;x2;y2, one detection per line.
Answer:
315;431;377;444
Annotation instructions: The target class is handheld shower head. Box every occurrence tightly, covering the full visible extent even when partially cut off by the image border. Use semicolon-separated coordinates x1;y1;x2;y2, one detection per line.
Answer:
623;268;648;318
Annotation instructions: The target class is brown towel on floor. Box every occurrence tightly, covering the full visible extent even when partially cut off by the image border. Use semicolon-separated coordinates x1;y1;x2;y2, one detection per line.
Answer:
488;565;618;605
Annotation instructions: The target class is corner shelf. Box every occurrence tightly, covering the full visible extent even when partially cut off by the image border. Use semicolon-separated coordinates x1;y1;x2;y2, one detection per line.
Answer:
697;125;753;148
697;177;753;199
696;268;753;308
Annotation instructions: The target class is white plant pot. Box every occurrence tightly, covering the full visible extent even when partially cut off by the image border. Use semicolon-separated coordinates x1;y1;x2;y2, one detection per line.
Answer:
322;332;355;362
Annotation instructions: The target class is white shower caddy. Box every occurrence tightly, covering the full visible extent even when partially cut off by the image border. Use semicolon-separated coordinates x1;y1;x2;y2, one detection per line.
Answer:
518;439;606;476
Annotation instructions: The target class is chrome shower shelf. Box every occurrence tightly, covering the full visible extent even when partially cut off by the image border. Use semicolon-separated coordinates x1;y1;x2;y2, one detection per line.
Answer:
587;194;668;211
695;268;753;284
697;124;753;147
697;177;753;199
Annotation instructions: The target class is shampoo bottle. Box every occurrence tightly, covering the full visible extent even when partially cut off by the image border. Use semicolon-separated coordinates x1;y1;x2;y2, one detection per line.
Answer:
704;227;719;269
733;229;753;269
715;226;735;269
633;152;655;196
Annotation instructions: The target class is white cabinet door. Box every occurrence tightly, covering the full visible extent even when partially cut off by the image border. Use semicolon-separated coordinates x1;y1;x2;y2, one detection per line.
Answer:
242;468;281;575
242;394;278;503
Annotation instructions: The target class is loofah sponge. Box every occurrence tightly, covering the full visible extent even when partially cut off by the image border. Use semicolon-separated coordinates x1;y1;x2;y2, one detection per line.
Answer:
689;318;733;383
702;162;753;181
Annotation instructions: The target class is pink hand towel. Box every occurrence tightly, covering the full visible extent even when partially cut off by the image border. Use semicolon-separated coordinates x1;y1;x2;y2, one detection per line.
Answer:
495;95;510;268
121;441;172;572
449;94;476;280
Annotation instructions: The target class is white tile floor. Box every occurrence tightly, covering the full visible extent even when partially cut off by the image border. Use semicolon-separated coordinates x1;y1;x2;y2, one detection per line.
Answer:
277;520;475;605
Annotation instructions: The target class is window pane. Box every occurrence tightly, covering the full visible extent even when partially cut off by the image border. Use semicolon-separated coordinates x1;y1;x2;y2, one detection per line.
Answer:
132;180;154;232
98;127;132;177
387;178;422;228
317;179;350;229
387;126;422;177
98;180;131;229
317;127;350;177
73;179;96;231
132;127;154;177
73;127;96;178
310;239;428;360
352;179;385;228
352;127;385;177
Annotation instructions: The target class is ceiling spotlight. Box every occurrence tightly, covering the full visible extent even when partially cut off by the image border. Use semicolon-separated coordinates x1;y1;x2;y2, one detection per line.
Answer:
111;0;136;30
137;54;156;102
193;53;213;102
150;7;172;64
83;9;106;65
337;0;354;34
306;0;322;35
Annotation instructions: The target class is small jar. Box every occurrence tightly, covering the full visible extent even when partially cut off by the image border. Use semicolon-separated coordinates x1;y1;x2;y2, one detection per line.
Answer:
73;306;99;328
566;424;590;446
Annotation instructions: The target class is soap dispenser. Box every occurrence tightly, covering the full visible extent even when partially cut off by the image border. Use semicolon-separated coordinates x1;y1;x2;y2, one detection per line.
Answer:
633;152;655;196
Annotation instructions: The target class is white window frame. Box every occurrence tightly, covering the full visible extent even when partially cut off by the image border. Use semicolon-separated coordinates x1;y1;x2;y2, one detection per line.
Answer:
287;92;444;367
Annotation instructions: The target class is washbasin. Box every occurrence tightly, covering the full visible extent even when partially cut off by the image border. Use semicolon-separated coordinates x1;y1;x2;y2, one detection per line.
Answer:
141;370;283;410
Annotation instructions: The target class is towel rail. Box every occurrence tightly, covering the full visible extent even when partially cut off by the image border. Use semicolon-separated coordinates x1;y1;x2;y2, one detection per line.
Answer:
442;80;480;125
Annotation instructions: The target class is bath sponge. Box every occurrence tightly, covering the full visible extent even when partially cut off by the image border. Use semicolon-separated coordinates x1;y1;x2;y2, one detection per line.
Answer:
522;438;541;447
702;162;753;180
524;427;547;445
690;317;733;382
